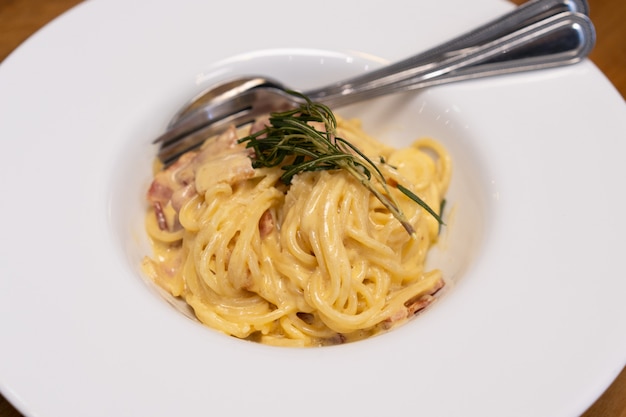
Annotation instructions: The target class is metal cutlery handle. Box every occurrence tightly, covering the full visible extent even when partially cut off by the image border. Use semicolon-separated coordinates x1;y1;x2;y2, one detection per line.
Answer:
317;11;594;108
305;0;589;102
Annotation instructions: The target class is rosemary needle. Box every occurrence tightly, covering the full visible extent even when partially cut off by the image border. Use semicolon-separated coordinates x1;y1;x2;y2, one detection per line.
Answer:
237;91;444;236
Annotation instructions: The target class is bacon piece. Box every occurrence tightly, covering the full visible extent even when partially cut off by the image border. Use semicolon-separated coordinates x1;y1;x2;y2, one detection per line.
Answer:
147;180;173;207
405;278;444;315
406;295;436;315
326;333;347;345
153;202;168;231
258;209;275;238
383;278;445;327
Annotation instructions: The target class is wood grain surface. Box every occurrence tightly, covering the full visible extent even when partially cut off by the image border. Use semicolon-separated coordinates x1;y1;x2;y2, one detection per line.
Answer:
0;0;624;416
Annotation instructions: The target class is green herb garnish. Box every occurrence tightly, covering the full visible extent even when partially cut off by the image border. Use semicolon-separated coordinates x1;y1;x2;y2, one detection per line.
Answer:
238;91;444;236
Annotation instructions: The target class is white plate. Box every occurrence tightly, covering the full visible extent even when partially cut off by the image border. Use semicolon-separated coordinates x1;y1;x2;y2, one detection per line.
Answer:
1;0;625;416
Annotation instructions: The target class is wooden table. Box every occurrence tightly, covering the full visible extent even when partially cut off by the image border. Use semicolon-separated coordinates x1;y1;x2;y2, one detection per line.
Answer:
0;0;624;416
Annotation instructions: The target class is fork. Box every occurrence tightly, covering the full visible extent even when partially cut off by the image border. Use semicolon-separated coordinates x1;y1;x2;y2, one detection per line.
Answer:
155;4;594;165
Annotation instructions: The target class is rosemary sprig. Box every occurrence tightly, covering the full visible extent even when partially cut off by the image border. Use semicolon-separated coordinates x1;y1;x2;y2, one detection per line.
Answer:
237;91;444;236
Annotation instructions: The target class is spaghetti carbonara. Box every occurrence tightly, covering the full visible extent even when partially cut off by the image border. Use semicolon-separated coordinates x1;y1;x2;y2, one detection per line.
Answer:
142;111;451;347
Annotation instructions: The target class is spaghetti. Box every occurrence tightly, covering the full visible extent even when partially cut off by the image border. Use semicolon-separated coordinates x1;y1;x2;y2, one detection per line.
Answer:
142;107;451;347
